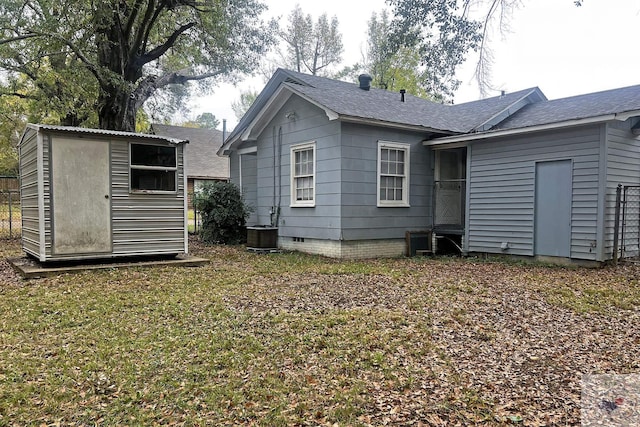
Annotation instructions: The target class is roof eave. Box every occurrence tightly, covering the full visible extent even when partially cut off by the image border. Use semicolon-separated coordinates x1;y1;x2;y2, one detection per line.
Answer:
424;112;640;146
339;115;455;136
218;84;341;155
220;68;302;154
20;123;187;145
471;88;547;132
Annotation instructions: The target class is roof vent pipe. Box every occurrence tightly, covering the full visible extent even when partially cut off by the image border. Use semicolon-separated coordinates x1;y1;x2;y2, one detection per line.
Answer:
400;89;406;102
358;74;372;91
222;119;227;142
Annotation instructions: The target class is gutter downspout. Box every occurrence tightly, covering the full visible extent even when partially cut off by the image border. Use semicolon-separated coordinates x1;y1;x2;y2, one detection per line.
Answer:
274;127;282;227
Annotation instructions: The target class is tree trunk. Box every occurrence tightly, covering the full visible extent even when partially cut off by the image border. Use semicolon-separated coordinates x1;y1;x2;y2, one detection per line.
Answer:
97;86;137;132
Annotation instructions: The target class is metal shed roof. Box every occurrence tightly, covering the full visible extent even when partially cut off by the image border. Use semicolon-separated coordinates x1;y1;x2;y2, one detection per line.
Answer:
20;123;187;146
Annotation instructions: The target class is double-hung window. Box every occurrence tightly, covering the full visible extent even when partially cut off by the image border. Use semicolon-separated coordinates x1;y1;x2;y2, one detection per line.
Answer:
130;143;177;192
291;142;315;207
377;141;410;207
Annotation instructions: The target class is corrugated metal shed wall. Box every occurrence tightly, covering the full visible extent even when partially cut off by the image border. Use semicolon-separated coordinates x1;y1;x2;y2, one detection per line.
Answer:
110;140;186;256
19;126;187;261
18;128;39;257
467;125;601;260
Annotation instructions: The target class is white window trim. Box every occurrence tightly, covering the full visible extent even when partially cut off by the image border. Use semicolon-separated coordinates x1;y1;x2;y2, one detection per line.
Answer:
129;142;178;194
377;140;410;207
290;141;316;207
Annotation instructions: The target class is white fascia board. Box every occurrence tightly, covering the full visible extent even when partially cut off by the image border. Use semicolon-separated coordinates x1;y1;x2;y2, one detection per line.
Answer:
426;110;640;146
424;114;618;146
614;109;640;122
217;86;295;156
340;115;453;135
237;146;257;155
242;85;294;140
473;88;546;132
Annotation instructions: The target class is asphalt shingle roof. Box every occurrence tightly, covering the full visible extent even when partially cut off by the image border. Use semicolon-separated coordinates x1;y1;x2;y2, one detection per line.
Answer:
281;69;542;133
494;84;640;130
152;124;229;180
224;68;640;152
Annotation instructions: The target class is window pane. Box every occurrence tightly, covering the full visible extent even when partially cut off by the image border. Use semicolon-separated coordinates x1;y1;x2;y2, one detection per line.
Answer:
293;146;315;204
381;161;389;174
294;148;314;177
379;145;408;203
295;176;314;201
131;144;176;167
131;169;176;191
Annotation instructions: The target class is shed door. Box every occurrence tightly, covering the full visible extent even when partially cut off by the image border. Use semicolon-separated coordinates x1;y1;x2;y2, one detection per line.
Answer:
51;137;112;254
534;160;572;257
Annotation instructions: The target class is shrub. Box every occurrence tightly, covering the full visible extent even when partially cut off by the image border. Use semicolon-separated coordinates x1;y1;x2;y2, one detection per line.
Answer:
194;181;251;244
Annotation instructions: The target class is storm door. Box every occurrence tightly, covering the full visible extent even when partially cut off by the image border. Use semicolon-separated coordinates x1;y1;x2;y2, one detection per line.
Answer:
51;137;112;254
534;160;572;257
434;148;466;229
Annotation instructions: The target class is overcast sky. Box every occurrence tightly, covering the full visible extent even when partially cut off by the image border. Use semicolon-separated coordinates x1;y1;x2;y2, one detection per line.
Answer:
189;0;640;130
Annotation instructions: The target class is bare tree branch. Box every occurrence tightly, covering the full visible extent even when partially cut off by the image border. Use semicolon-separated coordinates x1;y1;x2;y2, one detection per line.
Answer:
0;33;40;46
139;22;196;65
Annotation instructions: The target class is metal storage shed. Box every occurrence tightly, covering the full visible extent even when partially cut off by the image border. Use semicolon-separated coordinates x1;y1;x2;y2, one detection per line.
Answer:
18;124;189;262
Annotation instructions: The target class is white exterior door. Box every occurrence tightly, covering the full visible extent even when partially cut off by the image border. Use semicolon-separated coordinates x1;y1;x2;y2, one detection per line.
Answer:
51;137;112;254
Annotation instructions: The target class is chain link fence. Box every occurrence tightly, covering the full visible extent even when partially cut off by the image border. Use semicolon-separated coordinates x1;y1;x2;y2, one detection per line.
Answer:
0;190;20;238
187;192;202;234
614;185;640;263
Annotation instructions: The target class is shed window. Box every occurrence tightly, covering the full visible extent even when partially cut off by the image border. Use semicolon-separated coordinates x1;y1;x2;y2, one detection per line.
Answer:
290;142;315;207
378;141;410;207
130;144;177;192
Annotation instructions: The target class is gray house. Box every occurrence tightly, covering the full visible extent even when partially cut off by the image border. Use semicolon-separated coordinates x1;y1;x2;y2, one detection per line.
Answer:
219;68;640;263
19;124;189;262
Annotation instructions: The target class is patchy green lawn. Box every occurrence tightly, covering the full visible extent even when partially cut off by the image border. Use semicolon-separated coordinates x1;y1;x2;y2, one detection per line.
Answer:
1;238;639;426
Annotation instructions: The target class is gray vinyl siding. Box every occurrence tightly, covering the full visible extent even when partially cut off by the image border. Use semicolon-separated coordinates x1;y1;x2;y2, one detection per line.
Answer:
230;150;258;225
340;122;432;240
254;96;343;239
467;126;601;260
248;96;433;242
604;120;640;258
18;128;39;257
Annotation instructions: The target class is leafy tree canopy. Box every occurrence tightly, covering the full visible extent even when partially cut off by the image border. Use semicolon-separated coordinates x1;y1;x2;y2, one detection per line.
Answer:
361;10;434;100
0;0;276;131
231;89;259;121
277;4;344;76
384;0;483;99
182;112;220;129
